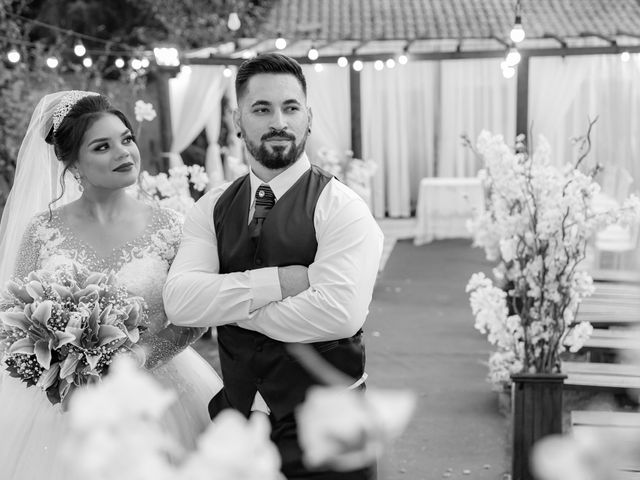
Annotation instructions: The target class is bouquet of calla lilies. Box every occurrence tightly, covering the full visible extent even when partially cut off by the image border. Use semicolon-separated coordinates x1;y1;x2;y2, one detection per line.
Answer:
0;266;148;406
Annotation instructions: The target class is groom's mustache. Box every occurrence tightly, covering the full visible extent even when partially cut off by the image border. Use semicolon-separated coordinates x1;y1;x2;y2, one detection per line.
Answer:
262;130;296;142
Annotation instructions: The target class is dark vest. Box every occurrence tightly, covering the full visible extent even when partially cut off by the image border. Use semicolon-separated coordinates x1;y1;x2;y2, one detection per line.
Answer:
213;166;365;420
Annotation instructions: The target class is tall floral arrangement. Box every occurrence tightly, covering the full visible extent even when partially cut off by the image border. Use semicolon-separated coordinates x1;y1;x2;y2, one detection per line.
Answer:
315;148;377;209
465;129;640;390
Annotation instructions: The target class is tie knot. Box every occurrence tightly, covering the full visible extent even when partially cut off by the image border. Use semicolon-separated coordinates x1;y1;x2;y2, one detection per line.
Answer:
255;185;275;208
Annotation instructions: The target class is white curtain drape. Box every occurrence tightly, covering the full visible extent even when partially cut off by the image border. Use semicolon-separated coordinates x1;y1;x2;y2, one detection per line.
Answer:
302;64;351;166
438;58;517;178
361;62;439;218
530;55;640;200
168;65;231;186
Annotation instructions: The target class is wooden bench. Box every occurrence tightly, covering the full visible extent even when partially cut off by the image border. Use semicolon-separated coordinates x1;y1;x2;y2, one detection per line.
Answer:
571;410;640;478
582;328;640;351
562;361;640;391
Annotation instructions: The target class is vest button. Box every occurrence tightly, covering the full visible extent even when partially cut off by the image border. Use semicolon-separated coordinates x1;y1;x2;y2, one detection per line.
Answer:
255;258;263;266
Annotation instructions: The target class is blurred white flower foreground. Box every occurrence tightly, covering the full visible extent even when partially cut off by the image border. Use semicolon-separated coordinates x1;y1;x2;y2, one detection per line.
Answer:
63;358;282;480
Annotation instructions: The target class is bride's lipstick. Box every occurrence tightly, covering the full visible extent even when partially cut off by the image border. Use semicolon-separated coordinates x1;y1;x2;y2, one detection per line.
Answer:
113;162;134;172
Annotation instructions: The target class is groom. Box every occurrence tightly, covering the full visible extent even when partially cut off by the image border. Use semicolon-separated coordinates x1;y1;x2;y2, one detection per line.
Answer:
164;53;383;480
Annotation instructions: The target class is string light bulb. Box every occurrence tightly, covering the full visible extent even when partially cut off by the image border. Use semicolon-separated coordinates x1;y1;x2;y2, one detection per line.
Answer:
510;0;525;43
352;60;363;71
337;56;348;67
7;48;20;63
307;45;319;61
141;58;150;68
398;54;408;65
114;57;125;68
501;61;516;78
374;60;384;71
227;11;241;31
131;58;143;70
313;63;323;72
275;34;287;50
505;47;521;67
74;40;86;57
223;66;232;77
621;51;631;62
82;57;93;68
46;56;59;68
386;58;396;69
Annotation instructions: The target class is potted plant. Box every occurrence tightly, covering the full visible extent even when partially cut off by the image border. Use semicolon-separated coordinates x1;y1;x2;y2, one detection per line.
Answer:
464;126;640;480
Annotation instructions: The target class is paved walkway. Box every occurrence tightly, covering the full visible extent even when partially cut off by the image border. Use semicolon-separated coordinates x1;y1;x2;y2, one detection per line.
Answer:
194;238;510;479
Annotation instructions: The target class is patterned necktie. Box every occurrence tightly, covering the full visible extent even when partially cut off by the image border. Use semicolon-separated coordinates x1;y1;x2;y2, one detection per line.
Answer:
249;184;275;239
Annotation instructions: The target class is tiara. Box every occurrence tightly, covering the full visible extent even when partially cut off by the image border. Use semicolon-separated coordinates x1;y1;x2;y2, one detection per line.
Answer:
52;90;100;134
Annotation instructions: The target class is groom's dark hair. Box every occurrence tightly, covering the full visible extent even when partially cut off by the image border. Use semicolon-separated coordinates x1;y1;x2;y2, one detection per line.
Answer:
235;53;307;102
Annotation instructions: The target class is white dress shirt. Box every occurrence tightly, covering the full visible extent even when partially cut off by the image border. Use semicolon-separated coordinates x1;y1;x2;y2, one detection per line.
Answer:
163;153;384;343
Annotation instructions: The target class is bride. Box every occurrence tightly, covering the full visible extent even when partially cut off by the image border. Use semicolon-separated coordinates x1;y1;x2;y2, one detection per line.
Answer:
0;91;223;479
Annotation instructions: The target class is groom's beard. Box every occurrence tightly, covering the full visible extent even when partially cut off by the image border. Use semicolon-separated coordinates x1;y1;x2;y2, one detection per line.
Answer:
244;128;308;170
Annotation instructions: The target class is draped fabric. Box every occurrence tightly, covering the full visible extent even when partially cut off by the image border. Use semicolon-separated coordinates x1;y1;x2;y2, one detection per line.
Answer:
168;55;640;218
302;64;351;168
168;65;232;186
530;55;640;201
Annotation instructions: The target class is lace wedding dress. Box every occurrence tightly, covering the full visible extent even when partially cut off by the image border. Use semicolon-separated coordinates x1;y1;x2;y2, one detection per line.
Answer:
0;206;223;479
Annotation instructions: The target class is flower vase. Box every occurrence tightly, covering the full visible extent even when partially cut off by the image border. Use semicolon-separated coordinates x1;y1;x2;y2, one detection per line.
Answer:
510;373;566;480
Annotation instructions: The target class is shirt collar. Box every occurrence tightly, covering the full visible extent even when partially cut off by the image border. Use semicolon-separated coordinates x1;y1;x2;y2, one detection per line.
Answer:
249;153;311;203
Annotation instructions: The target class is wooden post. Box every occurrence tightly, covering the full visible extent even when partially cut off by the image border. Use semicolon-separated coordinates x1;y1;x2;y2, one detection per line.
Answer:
152;68;175;172
349;67;362;159
516;54;530;140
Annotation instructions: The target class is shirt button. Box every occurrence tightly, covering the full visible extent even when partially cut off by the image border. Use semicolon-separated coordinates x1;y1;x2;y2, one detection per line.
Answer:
258;190;265;198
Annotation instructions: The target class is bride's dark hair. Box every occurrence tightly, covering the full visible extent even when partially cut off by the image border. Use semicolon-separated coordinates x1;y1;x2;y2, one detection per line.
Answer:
44;94;136;214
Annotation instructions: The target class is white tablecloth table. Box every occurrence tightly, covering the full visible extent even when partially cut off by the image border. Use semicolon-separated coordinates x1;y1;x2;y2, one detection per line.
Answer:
413;177;484;245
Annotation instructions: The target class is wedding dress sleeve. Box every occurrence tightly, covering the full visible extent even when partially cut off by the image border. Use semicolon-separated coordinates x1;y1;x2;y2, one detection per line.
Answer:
11;216;42;282
138;207;207;370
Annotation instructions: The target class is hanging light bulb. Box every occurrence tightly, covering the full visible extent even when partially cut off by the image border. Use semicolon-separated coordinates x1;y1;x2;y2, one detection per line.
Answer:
82;57;93;68
275;34;287;50
131;58;143;70
223;66;233;77
501;61;516;79
337;56;348;67
307;45;319;61
114;57;125;68
227;11;241;31
141;57;150;68
352;60;363;71
386;58;396;69
621;51;631;62
7;48;20;63
398;54;408;65
313;63;323;72
74;40;86;57
374;60;384;71
510;0;526;43
46;56;59;68
505;47;521;67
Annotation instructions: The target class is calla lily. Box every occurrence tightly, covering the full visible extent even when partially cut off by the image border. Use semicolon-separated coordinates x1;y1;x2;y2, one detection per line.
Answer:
25;280;45;300
0;311;30;331
51;283;73;300
8;337;35;354
34;339;53;369
98;325;127;346
6;281;32;303
37;362;60;390
85;353;102;371
59;352;81;379
30;300;53;325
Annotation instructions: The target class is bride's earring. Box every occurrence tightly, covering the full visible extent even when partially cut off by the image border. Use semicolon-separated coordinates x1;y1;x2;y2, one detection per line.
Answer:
72;171;84;192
